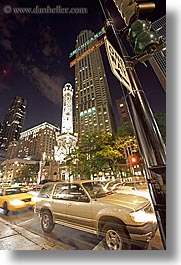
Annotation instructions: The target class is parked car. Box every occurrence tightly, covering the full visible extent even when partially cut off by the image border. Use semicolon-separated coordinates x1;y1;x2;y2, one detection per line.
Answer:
0;186;35;215
34;180;157;250
103;179;123;191
113;180;152;201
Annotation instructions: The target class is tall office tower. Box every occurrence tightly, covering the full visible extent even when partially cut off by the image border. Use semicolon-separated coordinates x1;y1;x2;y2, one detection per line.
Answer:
74;29;116;139
0;96;27;150
116;97;131;126
149;15;166;91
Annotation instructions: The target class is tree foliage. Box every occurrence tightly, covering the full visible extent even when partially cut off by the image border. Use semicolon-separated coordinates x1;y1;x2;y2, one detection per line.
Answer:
117;121;135;137
65;132;138;180
14;163;39;183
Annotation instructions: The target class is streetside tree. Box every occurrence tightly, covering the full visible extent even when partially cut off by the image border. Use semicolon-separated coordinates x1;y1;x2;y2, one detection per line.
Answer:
14;163;39;184
65;132;139;180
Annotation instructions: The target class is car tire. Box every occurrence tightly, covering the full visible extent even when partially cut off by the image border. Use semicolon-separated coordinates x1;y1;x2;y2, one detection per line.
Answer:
102;223;131;250
41;210;55;233
3;202;9;216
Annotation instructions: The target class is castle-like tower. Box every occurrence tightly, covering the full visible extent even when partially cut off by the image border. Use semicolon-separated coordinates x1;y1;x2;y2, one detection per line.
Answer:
54;83;78;178
61;83;74;134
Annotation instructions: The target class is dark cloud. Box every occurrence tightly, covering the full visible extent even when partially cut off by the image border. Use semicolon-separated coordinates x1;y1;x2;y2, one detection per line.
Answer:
0;1;65;106
17;63;65;106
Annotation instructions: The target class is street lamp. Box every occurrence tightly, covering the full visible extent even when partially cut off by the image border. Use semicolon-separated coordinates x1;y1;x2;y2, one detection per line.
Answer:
37;152;46;184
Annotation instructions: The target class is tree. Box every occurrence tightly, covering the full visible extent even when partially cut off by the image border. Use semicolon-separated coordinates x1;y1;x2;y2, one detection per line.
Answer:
15;163;39;184
117;121;135;137
65;132;139;180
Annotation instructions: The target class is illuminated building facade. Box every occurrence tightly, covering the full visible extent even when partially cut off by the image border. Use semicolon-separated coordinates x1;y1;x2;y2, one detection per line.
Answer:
6;122;59;161
1;158;37;184
74;29;116;139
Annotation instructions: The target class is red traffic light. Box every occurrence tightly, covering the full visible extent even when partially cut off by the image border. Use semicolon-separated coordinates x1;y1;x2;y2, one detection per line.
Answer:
129;154;139;165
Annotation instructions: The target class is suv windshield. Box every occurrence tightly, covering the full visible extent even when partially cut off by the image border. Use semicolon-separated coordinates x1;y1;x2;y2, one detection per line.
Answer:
82;182;109;198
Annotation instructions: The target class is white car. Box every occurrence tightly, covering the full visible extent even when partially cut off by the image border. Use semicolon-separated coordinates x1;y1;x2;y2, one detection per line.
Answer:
113;181;152;201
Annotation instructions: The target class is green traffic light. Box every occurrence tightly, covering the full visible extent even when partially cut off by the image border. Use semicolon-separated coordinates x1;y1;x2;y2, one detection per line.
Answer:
129;20;151;45
134;30;160;54
128;19;160;55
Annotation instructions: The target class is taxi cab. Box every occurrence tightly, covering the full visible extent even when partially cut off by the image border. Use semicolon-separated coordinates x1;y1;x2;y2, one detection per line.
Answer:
0;186;35;215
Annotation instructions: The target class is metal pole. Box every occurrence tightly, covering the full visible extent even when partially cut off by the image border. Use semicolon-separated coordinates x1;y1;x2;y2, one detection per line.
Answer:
98;0;166;249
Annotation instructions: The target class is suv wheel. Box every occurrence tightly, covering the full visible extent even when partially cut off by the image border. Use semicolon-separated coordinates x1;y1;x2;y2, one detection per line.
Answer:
102;223;131;250
41;210;55;233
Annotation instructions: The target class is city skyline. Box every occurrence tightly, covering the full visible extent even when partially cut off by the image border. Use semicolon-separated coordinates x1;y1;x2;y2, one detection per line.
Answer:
0;0;166;132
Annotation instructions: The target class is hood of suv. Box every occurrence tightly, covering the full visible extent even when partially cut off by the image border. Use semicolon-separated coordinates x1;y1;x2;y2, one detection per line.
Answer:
97;193;148;211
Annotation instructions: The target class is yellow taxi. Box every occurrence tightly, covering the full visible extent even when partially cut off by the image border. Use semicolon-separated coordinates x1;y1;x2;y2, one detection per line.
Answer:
0;186;35;215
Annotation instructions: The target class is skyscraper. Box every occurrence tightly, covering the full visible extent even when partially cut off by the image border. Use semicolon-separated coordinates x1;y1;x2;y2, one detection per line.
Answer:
0;96;27;150
74;29;116;139
116;97;131;126
149;15;166;91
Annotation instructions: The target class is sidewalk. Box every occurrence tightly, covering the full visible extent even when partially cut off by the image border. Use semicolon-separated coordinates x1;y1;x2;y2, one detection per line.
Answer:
0;217;164;250
0;217;65;250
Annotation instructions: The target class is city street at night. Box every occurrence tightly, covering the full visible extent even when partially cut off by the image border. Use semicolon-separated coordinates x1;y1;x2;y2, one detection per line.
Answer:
0;0;167;256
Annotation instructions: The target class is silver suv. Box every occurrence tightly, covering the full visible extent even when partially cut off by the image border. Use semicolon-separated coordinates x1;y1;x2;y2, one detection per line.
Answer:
34;180;157;250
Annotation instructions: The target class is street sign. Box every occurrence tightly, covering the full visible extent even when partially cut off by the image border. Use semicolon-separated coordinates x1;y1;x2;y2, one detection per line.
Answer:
69;28;105;58
105;38;133;93
70;38;104;68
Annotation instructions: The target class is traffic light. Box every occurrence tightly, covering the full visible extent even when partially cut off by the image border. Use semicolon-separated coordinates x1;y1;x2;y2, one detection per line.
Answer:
128;19;161;56
129;154;139;166
113;0;155;26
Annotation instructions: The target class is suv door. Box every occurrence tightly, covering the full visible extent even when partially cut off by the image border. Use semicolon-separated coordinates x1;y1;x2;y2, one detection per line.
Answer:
66;184;93;230
51;183;69;222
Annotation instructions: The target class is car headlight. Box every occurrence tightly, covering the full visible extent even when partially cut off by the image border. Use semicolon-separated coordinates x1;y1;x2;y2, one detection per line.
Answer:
130;210;157;223
9;200;24;206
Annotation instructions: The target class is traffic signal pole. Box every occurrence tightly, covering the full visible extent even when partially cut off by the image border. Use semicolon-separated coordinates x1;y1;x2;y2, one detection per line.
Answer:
98;0;166;249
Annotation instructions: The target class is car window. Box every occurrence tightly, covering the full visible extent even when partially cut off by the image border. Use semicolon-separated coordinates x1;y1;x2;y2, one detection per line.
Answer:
83;182;108;198
69;184;89;202
52;183;89;202
38;183;54;198
5;187;24;195
52;183;69;200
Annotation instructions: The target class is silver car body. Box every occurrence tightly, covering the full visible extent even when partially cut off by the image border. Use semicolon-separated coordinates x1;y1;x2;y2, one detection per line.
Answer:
34;180;157;243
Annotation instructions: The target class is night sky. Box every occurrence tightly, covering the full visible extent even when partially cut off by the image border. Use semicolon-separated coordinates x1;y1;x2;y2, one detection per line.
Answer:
0;0;166;131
